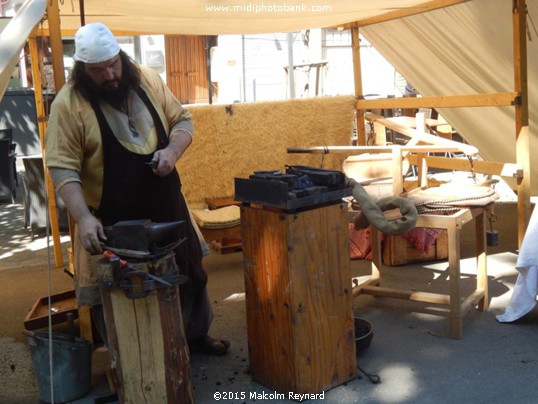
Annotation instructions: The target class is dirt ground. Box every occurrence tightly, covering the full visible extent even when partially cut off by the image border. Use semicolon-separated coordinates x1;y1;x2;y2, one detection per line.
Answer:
2;175;537;404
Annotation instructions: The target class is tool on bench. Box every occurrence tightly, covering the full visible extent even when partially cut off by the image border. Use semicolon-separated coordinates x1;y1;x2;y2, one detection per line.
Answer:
102;250;188;299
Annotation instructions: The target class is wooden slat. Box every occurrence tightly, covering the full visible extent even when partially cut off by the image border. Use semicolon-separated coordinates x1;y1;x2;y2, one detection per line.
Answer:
407;155;520;178
461;289;486;316
475;211;488;311
351;277;380;298
357;92;518;110
365;113;479;155
360;285;451;305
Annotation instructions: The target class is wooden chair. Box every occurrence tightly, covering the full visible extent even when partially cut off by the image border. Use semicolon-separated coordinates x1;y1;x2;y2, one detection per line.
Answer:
191;198;242;254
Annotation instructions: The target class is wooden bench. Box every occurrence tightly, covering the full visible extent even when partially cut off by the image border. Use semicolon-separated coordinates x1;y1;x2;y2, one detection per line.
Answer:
353;206;488;339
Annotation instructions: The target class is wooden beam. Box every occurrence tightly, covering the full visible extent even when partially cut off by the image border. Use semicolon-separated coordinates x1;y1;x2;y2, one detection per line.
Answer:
364;113;479;155
46;0;65;92
513;0;531;248
334;0;472;29
356;92;518;110
351;27;366;146
407;155;521;179
358;285;451;305
35;28;154;37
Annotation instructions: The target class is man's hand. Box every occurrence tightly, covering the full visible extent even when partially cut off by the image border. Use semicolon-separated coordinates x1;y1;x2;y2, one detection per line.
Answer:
151;147;178;177
150;130;192;177
77;214;106;254
58;181;107;254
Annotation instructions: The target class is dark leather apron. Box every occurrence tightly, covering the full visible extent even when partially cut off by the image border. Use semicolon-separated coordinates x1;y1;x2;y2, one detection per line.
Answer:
90;87;207;291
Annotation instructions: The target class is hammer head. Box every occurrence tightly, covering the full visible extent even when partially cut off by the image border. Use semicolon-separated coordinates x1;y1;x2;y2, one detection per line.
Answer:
103;219;184;253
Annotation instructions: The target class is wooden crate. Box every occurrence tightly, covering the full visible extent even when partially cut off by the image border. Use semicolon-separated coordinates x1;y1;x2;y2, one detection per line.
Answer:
24;289;77;331
382;229;448;266
242;203;356;394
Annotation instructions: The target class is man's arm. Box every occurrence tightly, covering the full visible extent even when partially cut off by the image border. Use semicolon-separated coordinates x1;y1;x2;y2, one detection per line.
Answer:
58;182;106;254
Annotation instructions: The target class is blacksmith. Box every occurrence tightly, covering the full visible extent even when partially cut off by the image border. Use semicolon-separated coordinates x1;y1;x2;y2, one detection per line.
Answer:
45;22;229;355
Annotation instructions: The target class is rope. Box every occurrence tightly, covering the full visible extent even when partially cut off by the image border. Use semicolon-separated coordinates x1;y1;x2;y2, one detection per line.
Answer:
45;182;55;403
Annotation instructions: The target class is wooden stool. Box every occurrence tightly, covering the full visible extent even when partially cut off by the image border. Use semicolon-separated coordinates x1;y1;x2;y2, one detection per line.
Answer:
193;202;242;254
353;207;488;339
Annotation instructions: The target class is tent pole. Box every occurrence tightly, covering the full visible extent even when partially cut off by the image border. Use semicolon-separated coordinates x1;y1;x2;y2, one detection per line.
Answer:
27;31;64;268
351;27;366;146
513;0;530;249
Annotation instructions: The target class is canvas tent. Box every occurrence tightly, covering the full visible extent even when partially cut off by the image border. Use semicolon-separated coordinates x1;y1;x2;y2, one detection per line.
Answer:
0;0;532;250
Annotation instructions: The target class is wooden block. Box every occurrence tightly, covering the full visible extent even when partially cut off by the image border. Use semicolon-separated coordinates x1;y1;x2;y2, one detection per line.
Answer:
205;197;241;210
242;203;356;394
382;229;448;266
199;224;242;242
210;239;242;254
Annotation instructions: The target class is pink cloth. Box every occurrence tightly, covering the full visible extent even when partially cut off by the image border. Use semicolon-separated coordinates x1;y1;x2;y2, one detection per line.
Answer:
349;224;372;260
349;224;442;260
403;227;443;253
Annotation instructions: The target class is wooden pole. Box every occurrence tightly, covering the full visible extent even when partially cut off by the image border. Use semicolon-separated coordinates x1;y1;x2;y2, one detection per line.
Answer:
513;0;530;248
46;0;66;91
27;30;64;268
351;27;366;146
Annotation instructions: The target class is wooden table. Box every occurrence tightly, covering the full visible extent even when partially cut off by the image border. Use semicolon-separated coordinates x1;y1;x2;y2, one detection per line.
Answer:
353;207;488;339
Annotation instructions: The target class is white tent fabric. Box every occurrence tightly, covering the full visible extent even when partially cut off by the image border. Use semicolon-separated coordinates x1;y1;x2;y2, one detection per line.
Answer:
0;0;46;99
362;0;537;193
1;0;535;192
51;0;432;35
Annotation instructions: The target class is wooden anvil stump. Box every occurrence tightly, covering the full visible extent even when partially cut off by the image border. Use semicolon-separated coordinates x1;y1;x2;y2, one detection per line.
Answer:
97;251;193;403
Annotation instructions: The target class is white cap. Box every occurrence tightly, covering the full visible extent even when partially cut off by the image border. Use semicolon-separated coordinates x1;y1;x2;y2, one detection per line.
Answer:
73;23;121;64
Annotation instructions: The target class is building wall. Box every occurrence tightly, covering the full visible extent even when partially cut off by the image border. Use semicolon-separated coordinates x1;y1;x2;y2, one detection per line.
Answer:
210;29;402;105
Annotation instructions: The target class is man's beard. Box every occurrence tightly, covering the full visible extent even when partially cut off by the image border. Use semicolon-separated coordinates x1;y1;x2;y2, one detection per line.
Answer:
80;75;132;111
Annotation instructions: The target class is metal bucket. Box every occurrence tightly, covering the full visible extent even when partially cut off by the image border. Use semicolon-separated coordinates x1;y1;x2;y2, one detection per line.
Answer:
27;332;92;403
354;317;374;355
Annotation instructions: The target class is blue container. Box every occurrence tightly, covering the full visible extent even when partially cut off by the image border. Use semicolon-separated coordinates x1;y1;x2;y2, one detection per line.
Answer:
27;332;92;403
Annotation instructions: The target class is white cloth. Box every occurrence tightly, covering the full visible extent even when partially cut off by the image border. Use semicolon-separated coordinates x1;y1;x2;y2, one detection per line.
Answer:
497;206;538;322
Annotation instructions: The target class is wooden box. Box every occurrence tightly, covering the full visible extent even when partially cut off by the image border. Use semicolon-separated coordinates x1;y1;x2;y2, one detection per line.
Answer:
242;203;356;394
24;289;77;331
382;229;448;266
